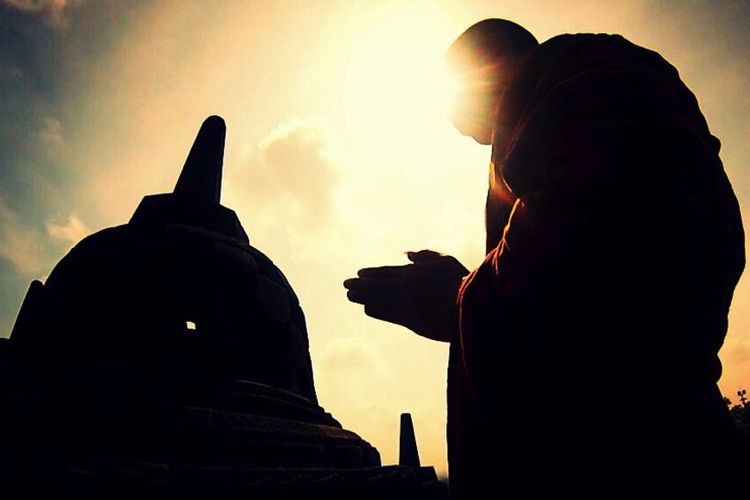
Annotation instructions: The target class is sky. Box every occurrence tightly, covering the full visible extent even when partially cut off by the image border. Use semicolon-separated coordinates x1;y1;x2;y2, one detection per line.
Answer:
1;0;749;476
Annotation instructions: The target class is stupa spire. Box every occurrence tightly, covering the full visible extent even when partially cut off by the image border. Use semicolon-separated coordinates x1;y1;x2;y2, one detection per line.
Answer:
173;115;226;204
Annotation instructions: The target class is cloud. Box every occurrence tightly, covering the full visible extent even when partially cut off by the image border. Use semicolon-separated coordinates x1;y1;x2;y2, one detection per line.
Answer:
37;116;69;160
0;196;45;277
320;336;387;375
226;118;340;234
315;336;392;407
731;343;749;364
2;0;85;29
46;214;88;247
314;336;393;431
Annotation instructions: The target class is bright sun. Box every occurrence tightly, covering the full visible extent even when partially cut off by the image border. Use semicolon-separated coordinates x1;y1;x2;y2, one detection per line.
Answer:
342;16;459;155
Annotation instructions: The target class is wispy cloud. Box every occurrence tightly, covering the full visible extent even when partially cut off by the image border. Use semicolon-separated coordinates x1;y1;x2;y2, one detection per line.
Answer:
0;196;45;278
320;336;388;375
2;0;85;29
315;336;392;413
46;214;88;247
227;118;341;234
37;116;69;160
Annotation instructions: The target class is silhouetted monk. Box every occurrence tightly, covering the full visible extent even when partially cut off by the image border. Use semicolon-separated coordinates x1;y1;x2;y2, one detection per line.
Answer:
345;19;745;496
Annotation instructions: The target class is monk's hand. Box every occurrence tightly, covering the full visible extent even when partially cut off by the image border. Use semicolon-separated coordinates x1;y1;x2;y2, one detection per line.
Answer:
343;250;469;342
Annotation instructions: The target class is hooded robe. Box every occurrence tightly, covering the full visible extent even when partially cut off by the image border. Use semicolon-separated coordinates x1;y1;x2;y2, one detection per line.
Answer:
448;33;745;497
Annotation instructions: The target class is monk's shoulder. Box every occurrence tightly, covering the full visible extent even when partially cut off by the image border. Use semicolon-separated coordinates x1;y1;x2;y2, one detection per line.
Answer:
534;33;678;80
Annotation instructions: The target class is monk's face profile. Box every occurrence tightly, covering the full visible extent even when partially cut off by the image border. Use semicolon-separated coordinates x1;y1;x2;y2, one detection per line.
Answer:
448;68;498;145
445;19;539;145
448;58;519;145
450;60;512;145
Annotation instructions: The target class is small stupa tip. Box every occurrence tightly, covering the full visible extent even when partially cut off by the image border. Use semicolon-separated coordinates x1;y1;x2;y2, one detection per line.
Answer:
173;115;227;204
203;114;226;131
399;412;421;467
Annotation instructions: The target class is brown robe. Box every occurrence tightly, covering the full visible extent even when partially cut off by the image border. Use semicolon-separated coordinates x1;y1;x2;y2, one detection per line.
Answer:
448;34;745;497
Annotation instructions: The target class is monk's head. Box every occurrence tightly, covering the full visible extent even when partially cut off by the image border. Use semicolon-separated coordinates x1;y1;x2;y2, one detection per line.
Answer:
446;19;539;145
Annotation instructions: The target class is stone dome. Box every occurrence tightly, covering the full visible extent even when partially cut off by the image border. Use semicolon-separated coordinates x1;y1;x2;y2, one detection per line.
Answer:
12;115;316;403
0;116;445;498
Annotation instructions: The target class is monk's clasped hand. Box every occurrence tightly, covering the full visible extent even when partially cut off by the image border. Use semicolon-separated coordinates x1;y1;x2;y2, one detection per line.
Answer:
343;250;469;342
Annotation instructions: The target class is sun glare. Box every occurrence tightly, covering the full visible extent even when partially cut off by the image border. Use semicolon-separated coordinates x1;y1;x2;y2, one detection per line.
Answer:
342;17;458;155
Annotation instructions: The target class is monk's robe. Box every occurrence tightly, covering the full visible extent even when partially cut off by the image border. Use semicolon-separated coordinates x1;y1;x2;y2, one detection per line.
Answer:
448;34;745;497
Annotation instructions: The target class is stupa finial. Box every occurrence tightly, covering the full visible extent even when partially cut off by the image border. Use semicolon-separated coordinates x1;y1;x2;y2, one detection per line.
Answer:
173;115;226;204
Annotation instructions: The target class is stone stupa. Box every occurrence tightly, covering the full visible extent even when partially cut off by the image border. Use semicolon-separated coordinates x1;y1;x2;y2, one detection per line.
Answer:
0;116;446;499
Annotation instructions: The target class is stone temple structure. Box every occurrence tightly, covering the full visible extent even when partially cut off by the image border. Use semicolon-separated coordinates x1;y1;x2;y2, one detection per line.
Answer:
0;116;446;499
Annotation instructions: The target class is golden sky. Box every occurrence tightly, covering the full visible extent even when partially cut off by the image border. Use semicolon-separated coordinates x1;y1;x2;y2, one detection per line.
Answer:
1;0;749;476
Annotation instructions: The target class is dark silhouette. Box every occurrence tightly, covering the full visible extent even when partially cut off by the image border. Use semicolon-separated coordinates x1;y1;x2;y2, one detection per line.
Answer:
399;413;421;468
0;116;446;499
726;389;750;437
345;19;746;496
